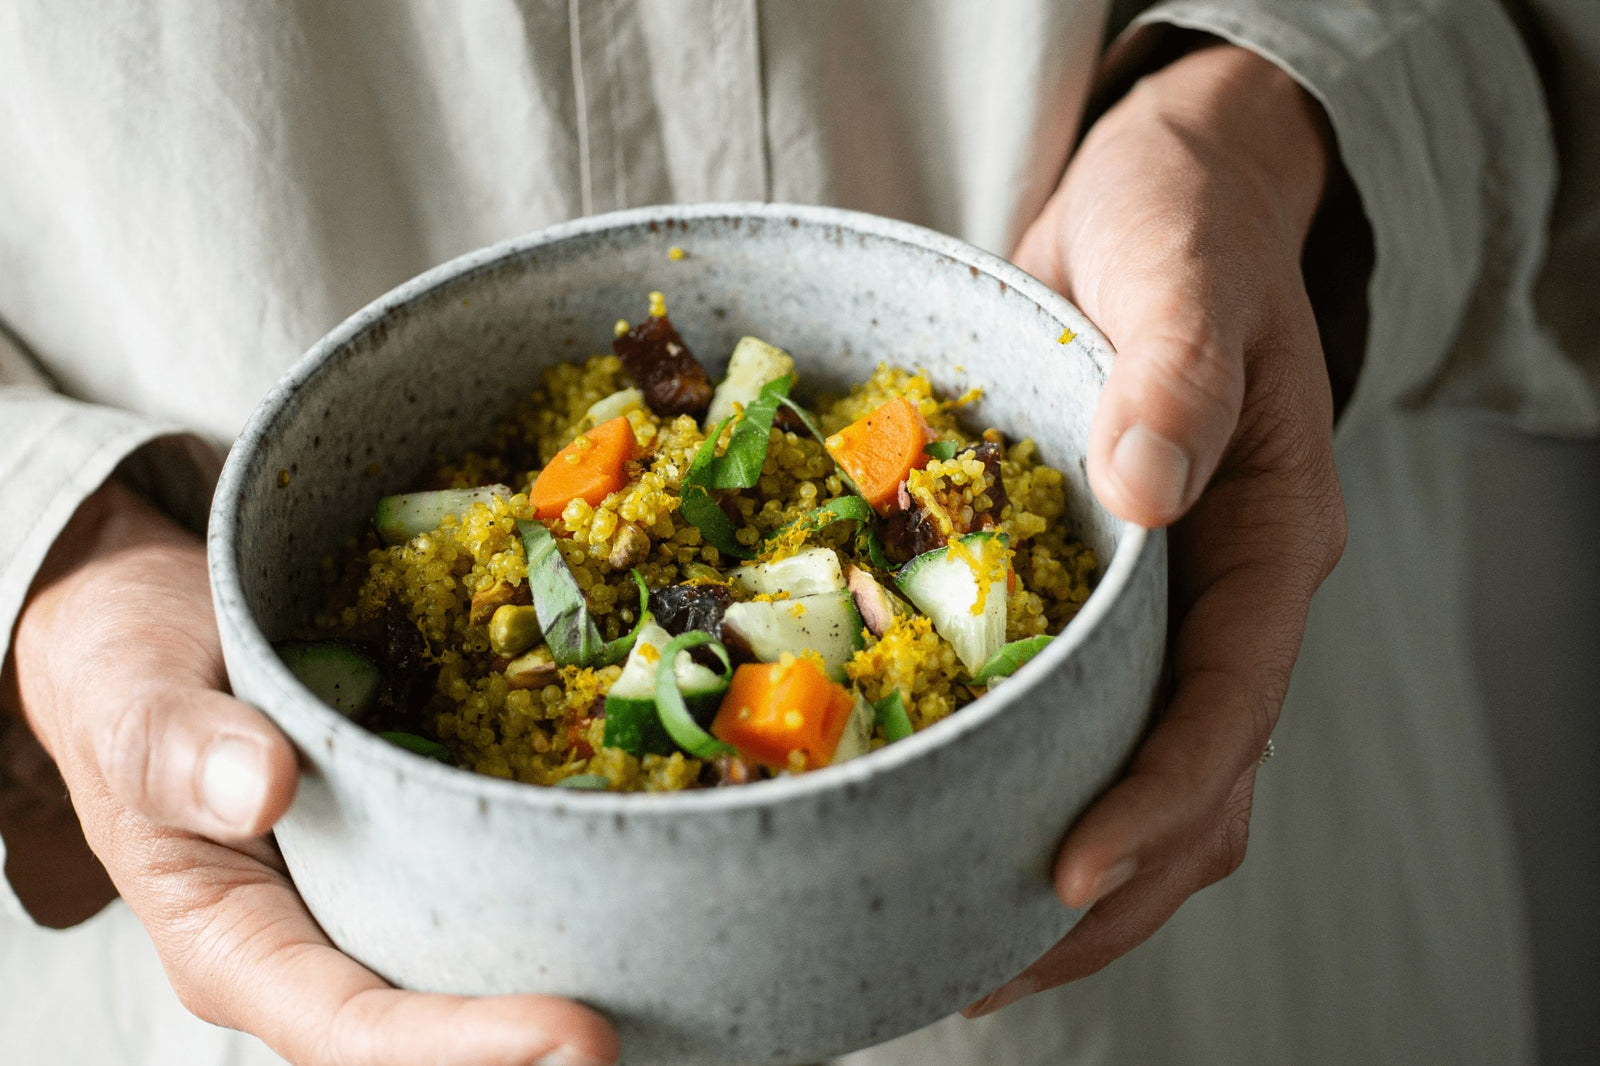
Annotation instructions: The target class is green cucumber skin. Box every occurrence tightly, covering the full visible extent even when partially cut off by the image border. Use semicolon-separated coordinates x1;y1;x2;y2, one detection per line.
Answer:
275;640;380;719
374;486;510;546
895;532;1009;675
602;696;678;757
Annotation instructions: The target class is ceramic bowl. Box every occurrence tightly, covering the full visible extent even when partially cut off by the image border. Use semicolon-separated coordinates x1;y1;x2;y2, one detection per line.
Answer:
208;203;1166;1066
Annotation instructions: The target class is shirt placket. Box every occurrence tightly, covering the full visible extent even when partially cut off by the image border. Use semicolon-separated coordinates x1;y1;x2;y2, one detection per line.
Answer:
568;0;767;213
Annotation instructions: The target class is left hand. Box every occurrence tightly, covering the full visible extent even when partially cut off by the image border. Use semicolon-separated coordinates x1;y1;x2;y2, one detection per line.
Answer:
968;41;1347;1014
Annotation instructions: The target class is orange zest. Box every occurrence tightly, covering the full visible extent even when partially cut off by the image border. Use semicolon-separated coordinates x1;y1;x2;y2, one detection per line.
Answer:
529;416;636;521
711;657;856;770
824;396;930;513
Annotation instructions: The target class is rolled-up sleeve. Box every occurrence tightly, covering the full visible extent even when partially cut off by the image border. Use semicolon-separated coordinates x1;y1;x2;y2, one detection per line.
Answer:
1132;0;1596;438
0;327;217;925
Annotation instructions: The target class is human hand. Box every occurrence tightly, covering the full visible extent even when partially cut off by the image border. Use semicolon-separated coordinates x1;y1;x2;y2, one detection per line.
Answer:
968;42;1347;1014
6;480;619;1066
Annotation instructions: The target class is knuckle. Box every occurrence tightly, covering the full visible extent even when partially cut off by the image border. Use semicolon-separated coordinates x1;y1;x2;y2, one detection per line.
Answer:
99;692;162;808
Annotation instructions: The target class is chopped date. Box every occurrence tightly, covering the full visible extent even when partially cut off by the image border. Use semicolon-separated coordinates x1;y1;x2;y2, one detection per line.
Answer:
704;752;766;787
650;582;734;639
880;485;947;563
613;314;713;418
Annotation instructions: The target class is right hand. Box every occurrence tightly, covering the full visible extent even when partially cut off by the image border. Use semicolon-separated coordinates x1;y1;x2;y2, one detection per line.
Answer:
5;480;619;1066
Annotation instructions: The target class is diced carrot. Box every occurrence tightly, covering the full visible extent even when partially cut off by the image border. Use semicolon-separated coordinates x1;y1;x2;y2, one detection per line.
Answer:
824;397;930;513
529;416;636;521
712;657;856;770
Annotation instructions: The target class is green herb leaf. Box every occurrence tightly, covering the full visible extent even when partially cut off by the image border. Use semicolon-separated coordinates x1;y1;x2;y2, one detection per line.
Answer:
923;440;960;461
596;569;651;666
517;519;605;666
873;691;914;743
554;773;612;790
970;634;1054;683
678;414;756;560
767;494;891;569
679;488;753;560
702;374;793;489
379;731;453;762
654;632;737;758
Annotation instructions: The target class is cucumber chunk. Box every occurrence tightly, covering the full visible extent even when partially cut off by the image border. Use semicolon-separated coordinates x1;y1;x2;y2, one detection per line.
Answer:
276;640;380;719
722;590;865;682
374;485;511;546
604;620;728;755
706;336;796;427
895;532;1010;674
730;546;845;599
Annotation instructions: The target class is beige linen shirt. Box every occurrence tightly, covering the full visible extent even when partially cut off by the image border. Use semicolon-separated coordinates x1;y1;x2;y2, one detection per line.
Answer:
2;2;1596;1063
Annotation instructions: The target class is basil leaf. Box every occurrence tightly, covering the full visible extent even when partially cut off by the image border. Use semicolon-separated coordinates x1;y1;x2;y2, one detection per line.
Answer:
654;632;736;758
518;519;605;666
923;440;960;461
679;487;753;560
379;731;452;762
872;691;914;743
554;773;612;790
596;569;651;666
702;374;793;489
970;634;1054;683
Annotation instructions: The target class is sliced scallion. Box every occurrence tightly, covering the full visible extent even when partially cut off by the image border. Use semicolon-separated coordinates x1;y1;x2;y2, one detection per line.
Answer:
596;569;650;667
379;731;453;762
923;440;961;461
873;691;914;743
654;632;736;758
970;634;1054;683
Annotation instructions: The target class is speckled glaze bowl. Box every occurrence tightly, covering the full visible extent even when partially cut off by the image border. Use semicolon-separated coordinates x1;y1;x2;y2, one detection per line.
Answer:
208;203;1165;1066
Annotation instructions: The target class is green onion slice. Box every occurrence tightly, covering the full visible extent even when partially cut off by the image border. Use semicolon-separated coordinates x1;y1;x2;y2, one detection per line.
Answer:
518;519;605;666
654;632;736;758
379;731;453;762
970;634;1054;683
923;440;961;461
873;691;915;743
596;569;650;667
554;773;612;790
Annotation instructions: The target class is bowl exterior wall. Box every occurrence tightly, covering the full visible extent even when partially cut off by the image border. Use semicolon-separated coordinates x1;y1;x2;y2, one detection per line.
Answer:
212;205;1166;1065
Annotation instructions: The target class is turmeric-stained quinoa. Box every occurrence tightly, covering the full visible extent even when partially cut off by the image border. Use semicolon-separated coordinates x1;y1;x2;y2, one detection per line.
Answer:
290;294;1096;791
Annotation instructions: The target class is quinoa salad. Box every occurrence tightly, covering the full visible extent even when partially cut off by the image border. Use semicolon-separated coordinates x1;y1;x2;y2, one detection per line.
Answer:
278;293;1097;791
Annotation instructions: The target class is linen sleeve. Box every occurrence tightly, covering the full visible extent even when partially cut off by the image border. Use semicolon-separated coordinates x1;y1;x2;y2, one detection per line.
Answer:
1126;0;1596;439
0;326;221;926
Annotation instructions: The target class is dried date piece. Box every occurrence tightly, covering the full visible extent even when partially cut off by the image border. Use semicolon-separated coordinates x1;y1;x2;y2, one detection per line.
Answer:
650;582;734;639
613;313;713;418
969;440;1009;524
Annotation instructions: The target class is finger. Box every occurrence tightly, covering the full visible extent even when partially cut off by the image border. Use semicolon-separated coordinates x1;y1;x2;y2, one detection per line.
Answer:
118;830;621;1066
89;683;300;840
1053;459;1341;913
965;763;1259;1017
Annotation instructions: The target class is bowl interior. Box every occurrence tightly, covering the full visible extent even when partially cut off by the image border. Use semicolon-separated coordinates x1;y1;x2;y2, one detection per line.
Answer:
232;206;1118;681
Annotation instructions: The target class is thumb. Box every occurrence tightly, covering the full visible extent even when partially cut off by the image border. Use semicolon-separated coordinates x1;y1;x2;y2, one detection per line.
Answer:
1085;278;1245;528
92;684;300;840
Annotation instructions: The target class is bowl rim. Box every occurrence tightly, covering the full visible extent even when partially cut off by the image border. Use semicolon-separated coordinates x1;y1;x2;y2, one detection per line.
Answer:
208;201;1154;817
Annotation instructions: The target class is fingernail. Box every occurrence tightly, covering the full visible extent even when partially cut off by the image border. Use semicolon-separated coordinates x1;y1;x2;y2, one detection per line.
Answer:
1087;857;1139;906
201;735;268;830
531;1048;613;1066
963;974;1040;1019
1111;424;1190;517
